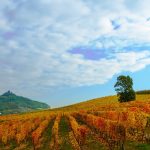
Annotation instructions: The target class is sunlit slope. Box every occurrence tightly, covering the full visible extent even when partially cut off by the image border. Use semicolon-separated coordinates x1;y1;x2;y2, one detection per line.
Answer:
1;94;150;149
0;95;150;150
52;94;150;112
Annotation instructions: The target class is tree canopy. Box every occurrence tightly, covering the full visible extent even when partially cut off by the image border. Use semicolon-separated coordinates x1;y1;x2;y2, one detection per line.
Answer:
114;75;136;102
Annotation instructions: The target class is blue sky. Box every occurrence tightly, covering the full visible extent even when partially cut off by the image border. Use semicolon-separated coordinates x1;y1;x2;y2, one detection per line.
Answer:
1;0;150;107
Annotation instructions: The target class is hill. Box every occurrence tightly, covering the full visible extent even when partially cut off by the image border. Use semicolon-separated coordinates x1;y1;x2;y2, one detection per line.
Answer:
52;93;150;112
136;90;150;94
0;93;150;150
0;91;50;114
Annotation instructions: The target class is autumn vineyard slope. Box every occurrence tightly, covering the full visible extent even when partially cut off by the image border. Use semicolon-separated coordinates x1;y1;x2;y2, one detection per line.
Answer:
0;94;150;150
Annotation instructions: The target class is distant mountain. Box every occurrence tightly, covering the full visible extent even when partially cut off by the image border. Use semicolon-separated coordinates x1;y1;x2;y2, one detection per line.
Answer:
136;90;150;94
0;91;50;115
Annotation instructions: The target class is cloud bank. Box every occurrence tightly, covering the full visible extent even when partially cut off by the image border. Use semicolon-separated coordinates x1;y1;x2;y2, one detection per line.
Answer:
1;0;150;94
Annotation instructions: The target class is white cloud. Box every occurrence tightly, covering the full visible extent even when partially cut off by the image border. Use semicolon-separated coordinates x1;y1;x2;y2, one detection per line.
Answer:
116;51;150;72
1;0;150;97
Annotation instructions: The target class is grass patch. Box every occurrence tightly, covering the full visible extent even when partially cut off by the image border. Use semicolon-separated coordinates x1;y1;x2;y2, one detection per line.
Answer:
125;141;150;150
39;119;55;150
59;116;73;150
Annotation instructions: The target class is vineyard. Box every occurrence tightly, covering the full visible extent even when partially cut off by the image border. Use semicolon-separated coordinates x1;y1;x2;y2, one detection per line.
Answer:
0;94;150;150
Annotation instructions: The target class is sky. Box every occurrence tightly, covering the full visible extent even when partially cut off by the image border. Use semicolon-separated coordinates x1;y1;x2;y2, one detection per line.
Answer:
1;0;150;107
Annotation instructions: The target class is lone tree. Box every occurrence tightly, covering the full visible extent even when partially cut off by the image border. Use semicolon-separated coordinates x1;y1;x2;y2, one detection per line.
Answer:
114;75;136;102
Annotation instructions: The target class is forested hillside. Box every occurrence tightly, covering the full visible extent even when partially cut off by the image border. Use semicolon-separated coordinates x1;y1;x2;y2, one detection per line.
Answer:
0;91;50;114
